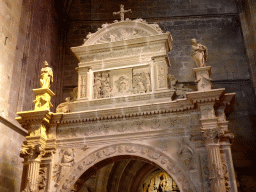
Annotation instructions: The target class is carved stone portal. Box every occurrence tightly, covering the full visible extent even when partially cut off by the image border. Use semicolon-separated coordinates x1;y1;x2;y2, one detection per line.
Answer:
16;17;237;192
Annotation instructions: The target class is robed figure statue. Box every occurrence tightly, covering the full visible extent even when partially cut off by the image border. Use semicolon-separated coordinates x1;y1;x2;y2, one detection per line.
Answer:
191;38;208;68
40;61;53;89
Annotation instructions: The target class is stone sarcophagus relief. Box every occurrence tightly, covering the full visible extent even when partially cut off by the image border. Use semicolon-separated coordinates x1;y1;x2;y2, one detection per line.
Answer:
16;14;238;192
71;19;173;103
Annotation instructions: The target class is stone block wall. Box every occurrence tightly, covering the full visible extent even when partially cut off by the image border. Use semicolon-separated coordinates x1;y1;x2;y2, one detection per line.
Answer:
236;0;256;95
0;0;61;191
8;0;62;119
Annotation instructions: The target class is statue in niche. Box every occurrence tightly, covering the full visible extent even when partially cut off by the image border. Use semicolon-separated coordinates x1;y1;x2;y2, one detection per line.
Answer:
40;61;53;88
93;73;102;99
133;72;150;94
191;38;208;67
101;72;112;98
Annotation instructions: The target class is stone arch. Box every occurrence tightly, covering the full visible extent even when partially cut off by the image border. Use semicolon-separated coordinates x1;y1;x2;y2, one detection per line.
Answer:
56;143;196;192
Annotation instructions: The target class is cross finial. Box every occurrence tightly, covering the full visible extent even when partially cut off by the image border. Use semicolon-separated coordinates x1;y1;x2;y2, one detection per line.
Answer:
113;4;132;21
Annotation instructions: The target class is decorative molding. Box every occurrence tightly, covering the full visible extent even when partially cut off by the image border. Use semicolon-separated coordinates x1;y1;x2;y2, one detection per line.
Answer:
0;115;27;136
186;88;225;104
51;98;194;124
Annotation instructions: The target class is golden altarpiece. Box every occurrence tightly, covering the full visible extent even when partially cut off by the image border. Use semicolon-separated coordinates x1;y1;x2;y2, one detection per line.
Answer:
16;11;237;192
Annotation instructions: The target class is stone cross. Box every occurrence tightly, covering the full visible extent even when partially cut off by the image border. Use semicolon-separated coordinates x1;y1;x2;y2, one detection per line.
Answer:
113;4;132;21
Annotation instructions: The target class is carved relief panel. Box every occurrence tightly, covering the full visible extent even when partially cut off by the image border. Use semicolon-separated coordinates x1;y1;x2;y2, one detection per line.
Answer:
92;65;151;99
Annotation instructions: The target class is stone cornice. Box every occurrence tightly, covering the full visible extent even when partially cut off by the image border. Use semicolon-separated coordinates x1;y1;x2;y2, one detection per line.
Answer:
51;98;194;123
16;110;52;130
0;115;28;136
186;88;225;104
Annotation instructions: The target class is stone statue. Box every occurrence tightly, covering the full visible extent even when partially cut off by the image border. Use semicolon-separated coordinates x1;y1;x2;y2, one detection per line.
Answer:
40;61;53;88
191;38;208;67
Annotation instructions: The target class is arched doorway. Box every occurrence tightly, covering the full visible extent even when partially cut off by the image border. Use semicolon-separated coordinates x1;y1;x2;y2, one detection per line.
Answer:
56;143;196;192
74;156;180;192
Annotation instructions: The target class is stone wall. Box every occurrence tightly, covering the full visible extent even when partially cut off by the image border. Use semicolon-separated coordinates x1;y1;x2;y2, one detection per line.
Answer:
0;0;61;191
236;0;256;96
60;0;255;191
0;0;25;191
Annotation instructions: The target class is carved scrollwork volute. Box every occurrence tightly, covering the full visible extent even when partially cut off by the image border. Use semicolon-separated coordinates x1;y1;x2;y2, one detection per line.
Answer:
20;144;45;160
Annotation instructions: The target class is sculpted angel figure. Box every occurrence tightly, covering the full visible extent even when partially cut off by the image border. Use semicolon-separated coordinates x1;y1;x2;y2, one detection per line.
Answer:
40;61;53;88
191;38;208;67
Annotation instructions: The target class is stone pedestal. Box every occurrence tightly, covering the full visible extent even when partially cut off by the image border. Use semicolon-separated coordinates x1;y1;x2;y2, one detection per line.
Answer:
193;66;212;91
33;88;55;110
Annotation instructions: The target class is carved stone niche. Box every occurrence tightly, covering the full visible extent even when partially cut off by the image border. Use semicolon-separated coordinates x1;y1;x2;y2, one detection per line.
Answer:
70;19;173;112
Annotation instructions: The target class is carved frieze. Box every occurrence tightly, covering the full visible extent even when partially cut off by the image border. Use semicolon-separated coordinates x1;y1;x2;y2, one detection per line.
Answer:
56;114;194;139
82;19;165;46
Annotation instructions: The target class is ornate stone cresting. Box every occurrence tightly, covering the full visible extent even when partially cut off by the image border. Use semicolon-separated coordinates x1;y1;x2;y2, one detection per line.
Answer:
82;19;165;46
16;62;56;192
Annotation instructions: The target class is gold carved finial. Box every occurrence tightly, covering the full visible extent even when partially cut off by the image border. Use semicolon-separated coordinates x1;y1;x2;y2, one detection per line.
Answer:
113;4;132;21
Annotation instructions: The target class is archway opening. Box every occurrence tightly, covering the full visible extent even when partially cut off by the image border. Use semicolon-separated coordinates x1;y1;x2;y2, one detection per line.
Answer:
72;155;180;192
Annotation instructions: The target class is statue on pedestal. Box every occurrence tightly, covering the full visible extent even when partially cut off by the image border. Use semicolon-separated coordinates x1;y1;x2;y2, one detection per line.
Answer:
191;38;208;67
40;61;53;89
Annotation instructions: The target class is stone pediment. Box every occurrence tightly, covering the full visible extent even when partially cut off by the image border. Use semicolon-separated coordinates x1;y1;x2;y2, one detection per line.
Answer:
83;19;165;46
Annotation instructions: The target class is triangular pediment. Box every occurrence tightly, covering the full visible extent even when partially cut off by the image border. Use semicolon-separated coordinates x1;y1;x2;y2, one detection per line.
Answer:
83;19;165;46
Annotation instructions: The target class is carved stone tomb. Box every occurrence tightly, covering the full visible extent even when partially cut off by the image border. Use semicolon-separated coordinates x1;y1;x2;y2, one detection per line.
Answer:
17;18;237;192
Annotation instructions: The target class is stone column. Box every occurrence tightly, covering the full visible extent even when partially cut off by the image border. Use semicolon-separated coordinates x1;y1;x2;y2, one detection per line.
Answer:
216;93;238;192
17;110;52;192
190;65;231;192
20;141;46;192
24;157;41;191
199;103;226;192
